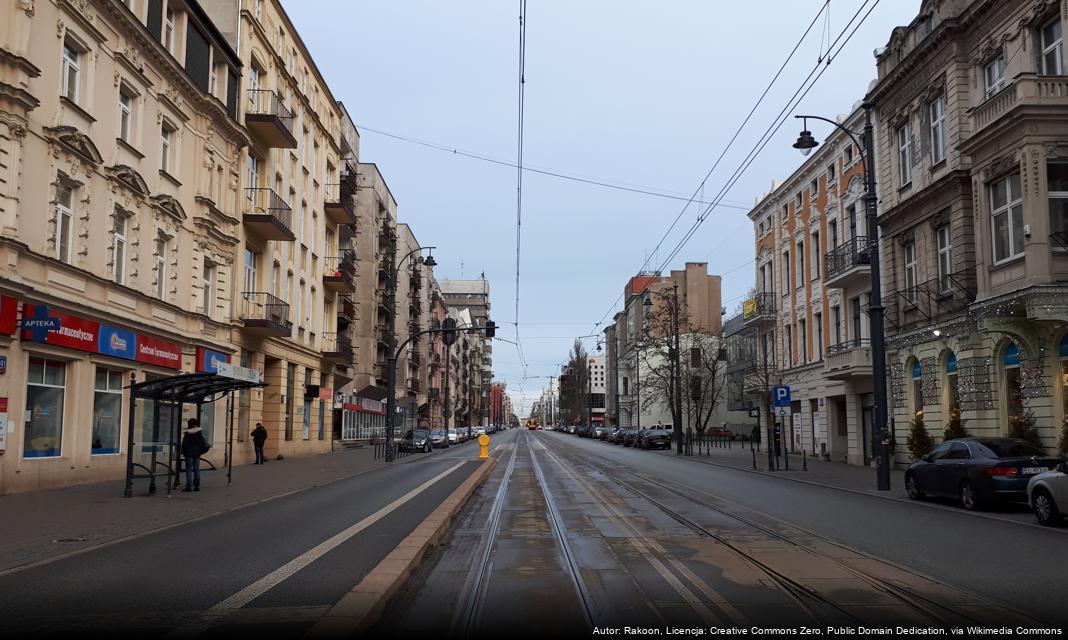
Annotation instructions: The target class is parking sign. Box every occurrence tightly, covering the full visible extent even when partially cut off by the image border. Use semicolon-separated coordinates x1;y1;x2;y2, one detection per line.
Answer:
773;386;791;407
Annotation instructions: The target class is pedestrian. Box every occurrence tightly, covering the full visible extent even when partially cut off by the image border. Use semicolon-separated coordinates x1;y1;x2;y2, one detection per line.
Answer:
180;418;208;492
251;422;268;464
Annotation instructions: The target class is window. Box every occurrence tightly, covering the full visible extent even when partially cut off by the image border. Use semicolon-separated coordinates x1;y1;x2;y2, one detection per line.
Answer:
164;7;175;53
795;192;803;210
111;212;127;284
904;242;917;300
160;120;176;174
827;163;836;183
1004;342;1023;418
945;352;959;412
810;178;819;199
203;259;216;318
25;358;66;458
243;248;257;296
851;297;863;345
829;219;839;248
781;204;789;221
929;95;946;164
937;226;953;292
898;122;912;185
254;0;264;21
832;305;842;346
846;204;858;237
54;182;74;263
155;234;168;299
911;359;923;415
1047;163;1068;251
984;56;1005;98
844;144;854;165
92;368;124;455
990;173;1024;263
785;325;793;368
61;41;80;102
246;153;261;190
810;231;820;280
118;87;134;143
1042;19;1063;76
814;312;823;360
799;319;807;364
248;66;260;110
797;241;805;287
782;250;791;293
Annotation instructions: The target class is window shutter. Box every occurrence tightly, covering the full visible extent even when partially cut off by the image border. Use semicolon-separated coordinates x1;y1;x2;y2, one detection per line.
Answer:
185;25;211;92
147;0;163;40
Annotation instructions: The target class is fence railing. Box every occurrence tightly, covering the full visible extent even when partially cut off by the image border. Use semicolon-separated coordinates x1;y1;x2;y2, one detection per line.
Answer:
240;292;291;328
246;89;294;134
323;250;356;279
245;187;293;231
827;337;870;353
825;235;873;280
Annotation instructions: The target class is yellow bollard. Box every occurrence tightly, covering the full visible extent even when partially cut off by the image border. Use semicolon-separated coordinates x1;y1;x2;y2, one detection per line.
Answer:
478;434;490;459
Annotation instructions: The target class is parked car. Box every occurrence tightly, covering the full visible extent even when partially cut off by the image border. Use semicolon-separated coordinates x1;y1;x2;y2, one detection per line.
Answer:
598;427;614;441
622;428;642;447
592;425;608;439
707;426;733;439
1028;462;1068;526
400;429;432;453
605;427;622;444
905;437;1060;510
447;429;461;444
639;425;672;450
428;428;447;448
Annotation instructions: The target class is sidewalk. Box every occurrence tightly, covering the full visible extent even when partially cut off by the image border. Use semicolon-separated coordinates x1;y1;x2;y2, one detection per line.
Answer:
0;445;431;573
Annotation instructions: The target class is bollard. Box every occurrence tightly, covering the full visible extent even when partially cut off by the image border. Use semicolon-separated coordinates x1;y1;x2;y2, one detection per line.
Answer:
802;450;808;471
784;449;790;471
478;434;490;459
752;448;757;470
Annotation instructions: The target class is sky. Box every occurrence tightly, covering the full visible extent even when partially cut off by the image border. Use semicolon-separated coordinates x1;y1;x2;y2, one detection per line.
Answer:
282;0;922;417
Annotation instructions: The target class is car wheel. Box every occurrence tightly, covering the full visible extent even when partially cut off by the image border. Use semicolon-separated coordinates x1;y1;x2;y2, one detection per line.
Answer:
1033;488;1063;526
905;474;924;500
960;480;982;511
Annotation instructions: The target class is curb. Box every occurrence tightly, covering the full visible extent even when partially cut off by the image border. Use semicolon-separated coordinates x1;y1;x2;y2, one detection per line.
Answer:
304;455;499;638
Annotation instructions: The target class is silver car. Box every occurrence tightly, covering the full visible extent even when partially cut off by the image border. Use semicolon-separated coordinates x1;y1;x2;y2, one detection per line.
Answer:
1028;462;1068;526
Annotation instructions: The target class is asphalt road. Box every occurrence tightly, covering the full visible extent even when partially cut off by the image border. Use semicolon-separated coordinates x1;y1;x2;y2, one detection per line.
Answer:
378;429;1068;637
0;443;487;637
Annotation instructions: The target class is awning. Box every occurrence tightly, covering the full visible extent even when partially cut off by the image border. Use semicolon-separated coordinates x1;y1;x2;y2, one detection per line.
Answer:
130;372;266;403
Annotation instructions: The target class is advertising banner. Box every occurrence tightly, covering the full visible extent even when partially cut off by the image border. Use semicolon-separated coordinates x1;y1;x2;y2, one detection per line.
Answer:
136;335;182;370
21;304;98;352
196;347;230;373
98;325;137;360
0;295;17;336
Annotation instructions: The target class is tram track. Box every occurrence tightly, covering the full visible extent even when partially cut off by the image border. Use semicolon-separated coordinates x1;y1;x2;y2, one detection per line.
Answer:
544;434;1041;628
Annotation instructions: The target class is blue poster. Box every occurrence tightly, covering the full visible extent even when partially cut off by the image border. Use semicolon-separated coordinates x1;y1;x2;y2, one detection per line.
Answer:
98;325;137;360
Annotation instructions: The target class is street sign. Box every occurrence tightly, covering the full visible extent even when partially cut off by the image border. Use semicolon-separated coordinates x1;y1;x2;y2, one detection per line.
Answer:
748;408;759;418
773;385;791;407
216;361;261;383
442;318;457;346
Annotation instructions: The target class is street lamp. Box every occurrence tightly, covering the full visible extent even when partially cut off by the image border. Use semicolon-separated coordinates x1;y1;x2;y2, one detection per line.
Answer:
793;102;890;491
384;246;437;462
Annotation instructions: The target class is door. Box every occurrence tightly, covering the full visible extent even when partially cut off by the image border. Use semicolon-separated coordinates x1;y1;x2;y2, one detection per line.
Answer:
937;442;972;495
914;442;951;495
861;406;873;466
302;398;312;440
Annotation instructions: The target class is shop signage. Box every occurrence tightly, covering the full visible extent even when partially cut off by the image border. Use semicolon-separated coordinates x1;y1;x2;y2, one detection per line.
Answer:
0;356;6;375
216;361;261;383
195;347;231;373
319;387;333;400
98;325;137;360
135;335;182;369
0;397;7;454
0;295;18;336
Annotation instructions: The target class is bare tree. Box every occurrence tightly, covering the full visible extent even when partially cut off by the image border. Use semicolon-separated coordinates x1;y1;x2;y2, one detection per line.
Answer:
638;288;683;437
561;339;590;426
728;287;779;469
684;331;728;434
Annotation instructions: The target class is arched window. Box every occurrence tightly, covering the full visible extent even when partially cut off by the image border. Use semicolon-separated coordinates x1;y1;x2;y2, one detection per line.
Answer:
945;352;959;411
1004;342;1022;418
1060;334;1068;424
911;358;923;414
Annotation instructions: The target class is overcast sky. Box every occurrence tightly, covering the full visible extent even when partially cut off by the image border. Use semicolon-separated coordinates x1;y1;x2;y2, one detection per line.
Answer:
283;0;921;416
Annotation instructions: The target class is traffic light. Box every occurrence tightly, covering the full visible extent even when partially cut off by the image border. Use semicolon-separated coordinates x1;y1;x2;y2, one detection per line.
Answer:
485;321;496;338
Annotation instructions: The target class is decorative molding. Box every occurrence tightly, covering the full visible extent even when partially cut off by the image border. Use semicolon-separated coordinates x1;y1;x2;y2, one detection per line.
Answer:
152;194;187;221
106;164;150;197
43;125;102;165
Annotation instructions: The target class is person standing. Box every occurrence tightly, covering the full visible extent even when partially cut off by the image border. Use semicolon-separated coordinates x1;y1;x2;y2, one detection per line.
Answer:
180;418;208;492
251;422;268;464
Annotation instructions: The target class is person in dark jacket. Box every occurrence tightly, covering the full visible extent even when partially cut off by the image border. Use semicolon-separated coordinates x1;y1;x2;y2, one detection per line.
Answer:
251;423;268;464
180;418;205;492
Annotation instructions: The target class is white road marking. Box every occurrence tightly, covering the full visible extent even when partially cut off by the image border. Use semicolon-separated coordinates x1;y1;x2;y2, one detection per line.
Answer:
209;459;467;613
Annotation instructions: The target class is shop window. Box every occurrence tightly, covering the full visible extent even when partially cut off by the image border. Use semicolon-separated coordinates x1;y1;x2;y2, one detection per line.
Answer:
945;352;959;412
92;368;124;454
25;358;67;458
1061;335;1068;427
1004;342;1023;417
198;401;215;445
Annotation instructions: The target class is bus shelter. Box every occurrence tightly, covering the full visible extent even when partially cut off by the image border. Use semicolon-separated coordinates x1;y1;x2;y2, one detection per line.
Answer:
123;371;267;497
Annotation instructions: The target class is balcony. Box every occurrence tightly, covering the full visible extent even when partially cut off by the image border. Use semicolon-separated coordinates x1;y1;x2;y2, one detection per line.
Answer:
240;292;292;337
428;387;440;399
375;360;388;381
338;293;356;322
824;236;873;290
243;188;295;241
969;73;1068;142
886;271;976;331
741;292;776;325
409;266;422;288
377;325;391;346
322;331;354;364
409;295;423;313
407;377;421;393
823;339;872;380
324;181;357;225
322;250;356;293
245;90;298;148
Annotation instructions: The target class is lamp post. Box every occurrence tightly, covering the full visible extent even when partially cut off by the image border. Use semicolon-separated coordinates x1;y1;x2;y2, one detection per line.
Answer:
384;246;437;462
793;102;890;491
671;283;683;456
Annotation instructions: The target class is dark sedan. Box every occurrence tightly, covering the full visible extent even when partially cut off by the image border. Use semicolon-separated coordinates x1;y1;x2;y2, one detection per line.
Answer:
622;428;642;447
428;428;447;448
639;425;672;450
905;437;1061;510
400;429;432;453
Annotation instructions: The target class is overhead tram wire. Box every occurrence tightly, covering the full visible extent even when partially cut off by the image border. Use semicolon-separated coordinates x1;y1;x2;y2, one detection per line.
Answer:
652;0;881;276
586;0;881;347
587;0;832;333
356;125;753;210
513;0;528;375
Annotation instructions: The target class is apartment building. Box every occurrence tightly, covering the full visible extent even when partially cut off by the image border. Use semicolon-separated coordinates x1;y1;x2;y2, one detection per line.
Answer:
0;0;247;492
439;279;493;427
872;0;1068;459
426;282;447;429
735;106;877;465
202;0;349;461
396;223;433;429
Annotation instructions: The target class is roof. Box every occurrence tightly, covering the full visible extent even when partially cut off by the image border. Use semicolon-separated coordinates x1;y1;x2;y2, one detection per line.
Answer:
131;372;266;404
439;280;490;296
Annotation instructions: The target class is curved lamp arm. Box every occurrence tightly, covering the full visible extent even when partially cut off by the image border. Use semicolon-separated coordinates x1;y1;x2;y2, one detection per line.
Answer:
794;114;866;164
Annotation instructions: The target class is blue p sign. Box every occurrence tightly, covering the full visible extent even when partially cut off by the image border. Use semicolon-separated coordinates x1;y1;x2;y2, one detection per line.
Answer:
773;386;791;407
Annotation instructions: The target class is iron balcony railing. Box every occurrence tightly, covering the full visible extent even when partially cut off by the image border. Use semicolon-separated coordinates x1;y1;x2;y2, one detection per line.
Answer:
742;292;776;323
827;337;870;353
246;89;295;135
825;236;873;281
240;292;292;328
323;250;356;279
245;187;293;231
324;181;357;206
322;331;353;357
